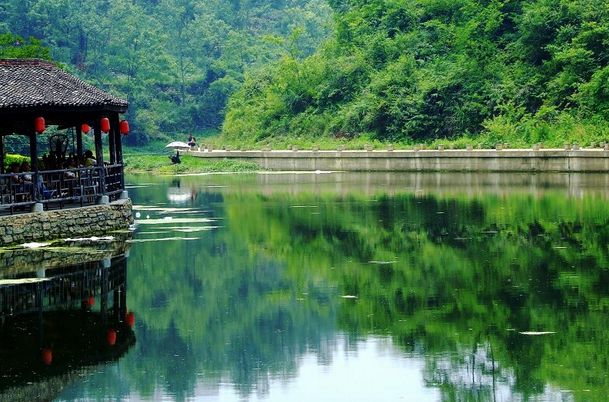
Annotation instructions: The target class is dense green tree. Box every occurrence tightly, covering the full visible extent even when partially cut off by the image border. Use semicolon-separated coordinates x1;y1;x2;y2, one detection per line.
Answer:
223;0;609;145
0;33;50;59
0;0;332;145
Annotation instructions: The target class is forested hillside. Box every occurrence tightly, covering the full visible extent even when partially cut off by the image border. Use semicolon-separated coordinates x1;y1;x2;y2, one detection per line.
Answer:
223;0;609;146
3;0;609;147
0;0;332;145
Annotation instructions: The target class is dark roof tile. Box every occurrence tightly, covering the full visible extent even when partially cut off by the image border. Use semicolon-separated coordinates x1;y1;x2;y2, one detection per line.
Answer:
0;59;128;111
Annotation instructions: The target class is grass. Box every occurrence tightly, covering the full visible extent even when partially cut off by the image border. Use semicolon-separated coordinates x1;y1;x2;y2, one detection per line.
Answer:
122;129;259;175
123;153;260;175
201;131;609;151
194;114;609;151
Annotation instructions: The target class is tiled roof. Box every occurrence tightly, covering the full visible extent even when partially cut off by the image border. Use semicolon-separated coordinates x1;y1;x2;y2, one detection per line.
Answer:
0;59;128;112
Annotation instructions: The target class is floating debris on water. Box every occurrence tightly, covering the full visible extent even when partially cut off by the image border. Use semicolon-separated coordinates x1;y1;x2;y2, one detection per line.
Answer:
137;231;173;235
369;260;398;265
136;217;215;225
64;236;115;242
173;226;222;233
519;331;556;336
132;206;199;212
127;237;199;243
341;295;358;299
22;242;51;249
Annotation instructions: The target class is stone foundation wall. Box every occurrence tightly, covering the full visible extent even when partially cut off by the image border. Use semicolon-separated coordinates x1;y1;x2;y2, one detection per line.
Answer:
190;149;609;172
0;199;133;247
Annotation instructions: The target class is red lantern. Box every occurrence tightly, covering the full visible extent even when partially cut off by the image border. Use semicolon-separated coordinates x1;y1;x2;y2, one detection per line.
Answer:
81;123;91;134
119;120;129;135
106;329;117;346
87;295;95;307
34;116;46;134
125;311;135;327
100;117;110;133
41;348;53;365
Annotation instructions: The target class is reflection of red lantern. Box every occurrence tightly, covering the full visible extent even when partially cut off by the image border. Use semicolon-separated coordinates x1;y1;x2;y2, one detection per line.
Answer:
81;123;91;134
100;117;110;133
87;295;95;307
126;311;135;327
41;348;53;365
35;116;46;134
106;329;117;346
119;120;129;135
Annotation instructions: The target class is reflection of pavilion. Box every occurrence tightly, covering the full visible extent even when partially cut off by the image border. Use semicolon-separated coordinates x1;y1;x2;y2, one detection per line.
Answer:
0;255;135;401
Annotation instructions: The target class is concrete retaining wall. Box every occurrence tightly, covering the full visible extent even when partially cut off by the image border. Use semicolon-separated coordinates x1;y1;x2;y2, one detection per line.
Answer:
0;199;133;247
190;149;609;172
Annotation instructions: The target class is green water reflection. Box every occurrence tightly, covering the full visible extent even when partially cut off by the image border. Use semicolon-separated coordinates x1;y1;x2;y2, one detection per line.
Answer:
59;173;609;401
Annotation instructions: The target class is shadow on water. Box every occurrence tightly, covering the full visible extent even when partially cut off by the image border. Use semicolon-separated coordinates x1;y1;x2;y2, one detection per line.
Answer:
0;238;135;402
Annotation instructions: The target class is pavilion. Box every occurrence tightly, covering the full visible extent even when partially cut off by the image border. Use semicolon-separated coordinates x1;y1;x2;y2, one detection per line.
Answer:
0;58;129;213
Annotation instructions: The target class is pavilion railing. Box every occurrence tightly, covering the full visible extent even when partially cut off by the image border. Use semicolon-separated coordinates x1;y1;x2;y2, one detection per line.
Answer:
0;164;125;214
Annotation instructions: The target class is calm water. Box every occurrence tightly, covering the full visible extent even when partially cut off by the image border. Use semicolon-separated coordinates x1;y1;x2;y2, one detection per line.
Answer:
3;172;609;401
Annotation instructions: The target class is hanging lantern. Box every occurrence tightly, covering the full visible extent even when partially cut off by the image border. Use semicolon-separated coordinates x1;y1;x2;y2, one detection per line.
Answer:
41;348;53;365
81;123;91;134
119;120;130;135
100;117;110;133
87;295;95;307
125;311;135;327
34;116;46;134
106;329;117;346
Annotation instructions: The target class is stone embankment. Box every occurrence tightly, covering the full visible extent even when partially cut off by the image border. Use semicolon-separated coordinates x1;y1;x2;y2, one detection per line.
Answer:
190;148;609;172
0;199;133;247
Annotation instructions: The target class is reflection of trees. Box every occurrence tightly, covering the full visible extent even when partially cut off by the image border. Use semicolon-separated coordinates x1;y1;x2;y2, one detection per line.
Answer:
121;182;609;400
222;191;609;401
122;211;339;399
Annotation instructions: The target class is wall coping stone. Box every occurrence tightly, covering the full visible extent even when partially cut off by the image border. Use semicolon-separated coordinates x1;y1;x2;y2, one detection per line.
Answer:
190;149;609;172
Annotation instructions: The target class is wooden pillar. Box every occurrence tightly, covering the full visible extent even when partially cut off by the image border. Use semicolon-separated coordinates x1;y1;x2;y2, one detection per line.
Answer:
109;114;118;164
116;125;124;165
93;118;106;195
93;119;103;164
76;125;83;160
0;135;4;174
29;132;38;171
29;132;39;201
114;116;125;190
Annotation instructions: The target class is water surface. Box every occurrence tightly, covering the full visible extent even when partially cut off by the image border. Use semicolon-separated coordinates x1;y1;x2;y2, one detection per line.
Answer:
49;172;609;401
